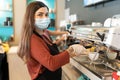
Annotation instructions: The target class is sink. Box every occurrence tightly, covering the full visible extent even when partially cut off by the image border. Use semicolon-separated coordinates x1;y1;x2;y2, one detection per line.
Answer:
73;56;116;78
93;64;114;75
71;57;116;80
81;61;116;77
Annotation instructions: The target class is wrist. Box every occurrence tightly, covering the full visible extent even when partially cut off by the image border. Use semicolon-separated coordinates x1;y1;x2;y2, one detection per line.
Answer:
66;47;73;53
66;47;76;57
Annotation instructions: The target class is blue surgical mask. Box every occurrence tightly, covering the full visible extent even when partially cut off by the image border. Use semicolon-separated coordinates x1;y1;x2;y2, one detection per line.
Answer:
35;18;50;30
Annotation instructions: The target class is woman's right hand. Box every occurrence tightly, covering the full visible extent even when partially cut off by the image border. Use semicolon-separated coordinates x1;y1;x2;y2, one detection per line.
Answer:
66;44;88;57
66;45;76;57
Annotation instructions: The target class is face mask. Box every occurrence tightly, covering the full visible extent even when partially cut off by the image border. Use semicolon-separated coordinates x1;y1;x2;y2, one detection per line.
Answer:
35;18;50;30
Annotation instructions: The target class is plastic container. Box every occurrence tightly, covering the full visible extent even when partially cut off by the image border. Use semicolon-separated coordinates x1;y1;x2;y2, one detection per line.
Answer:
88;52;99;61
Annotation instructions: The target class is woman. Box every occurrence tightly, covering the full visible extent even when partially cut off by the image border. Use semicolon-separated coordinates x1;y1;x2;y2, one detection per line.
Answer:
17;1;87;80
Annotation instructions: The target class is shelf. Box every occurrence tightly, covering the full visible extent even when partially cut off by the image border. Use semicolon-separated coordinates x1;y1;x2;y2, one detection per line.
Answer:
71;26;110;43
0;9;12;12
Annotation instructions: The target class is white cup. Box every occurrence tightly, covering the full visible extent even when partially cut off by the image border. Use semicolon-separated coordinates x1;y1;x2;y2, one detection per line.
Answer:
92;22;96;26
107;52;117;60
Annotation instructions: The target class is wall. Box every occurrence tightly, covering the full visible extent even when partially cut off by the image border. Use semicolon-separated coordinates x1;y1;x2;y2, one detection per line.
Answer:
65;0;120;24
12;0;26;45
56;0;65;29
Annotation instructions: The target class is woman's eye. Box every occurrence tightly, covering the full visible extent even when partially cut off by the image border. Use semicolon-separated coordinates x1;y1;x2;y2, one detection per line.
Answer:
38;14;42;16
46;13;49;17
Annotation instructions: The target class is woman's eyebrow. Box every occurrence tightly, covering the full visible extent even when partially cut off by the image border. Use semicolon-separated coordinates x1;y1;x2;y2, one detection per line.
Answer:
37;12;44;14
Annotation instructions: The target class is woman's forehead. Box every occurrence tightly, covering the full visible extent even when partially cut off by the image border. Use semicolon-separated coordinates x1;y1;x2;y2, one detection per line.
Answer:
35;7;48;14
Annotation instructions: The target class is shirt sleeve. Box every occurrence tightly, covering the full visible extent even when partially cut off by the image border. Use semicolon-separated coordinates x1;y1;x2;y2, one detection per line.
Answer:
30;34;70;71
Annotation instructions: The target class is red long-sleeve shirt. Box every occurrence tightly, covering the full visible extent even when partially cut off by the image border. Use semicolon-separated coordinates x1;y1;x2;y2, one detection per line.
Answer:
27;33;70;80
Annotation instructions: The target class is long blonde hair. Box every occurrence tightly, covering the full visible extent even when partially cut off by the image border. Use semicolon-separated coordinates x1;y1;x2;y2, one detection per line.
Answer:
17;1;49;61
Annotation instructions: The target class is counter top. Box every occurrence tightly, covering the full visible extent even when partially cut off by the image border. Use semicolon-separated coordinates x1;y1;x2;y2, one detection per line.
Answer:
7;46;18;54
